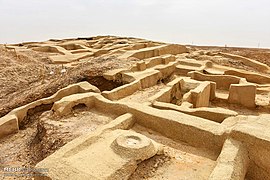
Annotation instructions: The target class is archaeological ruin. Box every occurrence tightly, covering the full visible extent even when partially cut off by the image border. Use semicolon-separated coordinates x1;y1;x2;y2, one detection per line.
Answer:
1;36;270;180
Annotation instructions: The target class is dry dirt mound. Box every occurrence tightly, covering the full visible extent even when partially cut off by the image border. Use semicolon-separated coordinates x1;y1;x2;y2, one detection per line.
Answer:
0;44;134;117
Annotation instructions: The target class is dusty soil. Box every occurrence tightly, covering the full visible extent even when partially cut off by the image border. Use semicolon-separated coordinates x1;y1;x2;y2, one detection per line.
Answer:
0;105;117;179
209;100;270;116
1;40;269;118
1;36;270;179
191;46;270;66
220;47;270;67
0;46;134;118
130;125;217;180
119;83;166;103
187;46;270;75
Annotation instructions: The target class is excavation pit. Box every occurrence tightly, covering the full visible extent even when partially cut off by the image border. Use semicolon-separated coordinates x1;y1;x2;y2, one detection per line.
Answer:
80;76;124;92
0;103;119;176
1;36;270;180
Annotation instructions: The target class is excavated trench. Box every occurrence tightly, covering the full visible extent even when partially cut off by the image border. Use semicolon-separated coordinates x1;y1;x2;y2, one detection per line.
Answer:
80;76;123;92
20;103;53;130
27;104;118;164
0;76;124;179
0;103;118;179
17;75;123;129
0;75;123;118
129;125;218;179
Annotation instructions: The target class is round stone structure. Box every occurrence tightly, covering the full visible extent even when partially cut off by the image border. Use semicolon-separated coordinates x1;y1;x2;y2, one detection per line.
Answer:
111;132;157;161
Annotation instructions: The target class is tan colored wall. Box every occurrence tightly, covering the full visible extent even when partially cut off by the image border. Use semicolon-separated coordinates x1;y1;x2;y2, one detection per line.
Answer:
148;87;172;103
131;55;176;71
51;93;226;152
209;139;249;180
228;84;256;108
145;57;163;69
125;102;225;153
0;82;100;139
148;77;183;104
219;52;270;73
120;44;187;60
103;70;163;101
230;115;270;179
154;62;176;79
209;82;217;100
175;64;202;76
139;71;162;89
190;82;211;108
225;69;270;84
136;61;147;71
153;101;237;123
36;93;270;180
32;45;71;55
178;59;204;67
52;93;96;116
35;113;137;180
175;58;206;76
161;54;176;64
0;115;18;139
189;71;241;90
158;44;187;56
103;68;127;81
179;78;200;93
102;80;141;101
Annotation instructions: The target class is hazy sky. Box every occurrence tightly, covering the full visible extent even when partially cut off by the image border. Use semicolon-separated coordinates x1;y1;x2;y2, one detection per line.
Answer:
0;0;269;47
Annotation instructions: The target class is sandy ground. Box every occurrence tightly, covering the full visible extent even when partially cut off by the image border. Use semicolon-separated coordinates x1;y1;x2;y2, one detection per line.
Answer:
1;41;270;118
118;83;167;103
191;46;270;66
0;45;135;118
1;37;270;179
0;106;117;180
130;125;217;180
187;46;270;76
